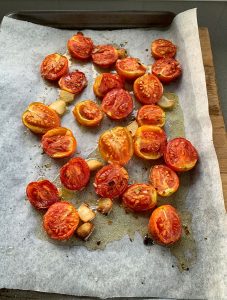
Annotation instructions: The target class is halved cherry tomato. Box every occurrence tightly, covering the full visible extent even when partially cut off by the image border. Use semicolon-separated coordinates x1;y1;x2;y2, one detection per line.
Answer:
40;53;68;81
73;100;103;127
134;125;167;160
133;74;163;105
151;39;177;59
102;88;133;120
122;184;157;212
149;165;179;196
152;58;182;83
115;57;146;80
58;71;87;94
43;202;80;240
67;32;94;60
92;45;118;68
136;104;165;127
164;138;198;172
98;126;133;165
93;73;124;98
41;127;77;158
60;157;90;190
26;180;60;210
22;102;61;134
94;164;128;198
148;205;182;245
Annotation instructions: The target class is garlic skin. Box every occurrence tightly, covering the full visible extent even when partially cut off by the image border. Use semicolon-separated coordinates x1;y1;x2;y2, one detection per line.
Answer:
126;120;138;136
76;222;95;240
49;100;66;116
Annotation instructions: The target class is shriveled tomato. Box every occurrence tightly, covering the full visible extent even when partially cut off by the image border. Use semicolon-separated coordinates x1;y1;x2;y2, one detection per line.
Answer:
152;58;182;83
92;45;118;68
26;180;60;210
136;104;165;127
67;32;94;60
60;157;90;190
148;205;182;245
93;73;124;98
41;127;77;158
94;164;128;198
73;100;103;127
58;71;87;94
151;39;177;59
122;184;157;212
149;165;179;196
164;138;198;172
133;74;163;105
40;53;68;81
43;202;80;240
98;126;133;165
134;125;167;160
115;57;146;80
102;88;133;120
22;102;61;134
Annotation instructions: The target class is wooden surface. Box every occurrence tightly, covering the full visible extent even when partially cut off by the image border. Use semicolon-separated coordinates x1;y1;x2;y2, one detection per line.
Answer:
0;27;227;300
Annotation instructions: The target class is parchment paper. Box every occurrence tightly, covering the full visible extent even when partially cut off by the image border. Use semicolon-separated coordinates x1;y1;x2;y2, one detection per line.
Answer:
0;9;226;299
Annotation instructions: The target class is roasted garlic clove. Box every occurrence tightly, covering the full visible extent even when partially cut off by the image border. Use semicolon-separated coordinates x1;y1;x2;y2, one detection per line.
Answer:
86;159;104;171
117;48;128;59
59;89;75;103
126;120;138;136
97;198;113;215
49;100;66;116
76;222;95;240
157;92;177;109
78;203;96;222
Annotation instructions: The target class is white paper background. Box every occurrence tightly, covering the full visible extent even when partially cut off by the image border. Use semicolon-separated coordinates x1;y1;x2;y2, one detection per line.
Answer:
0;9;226;299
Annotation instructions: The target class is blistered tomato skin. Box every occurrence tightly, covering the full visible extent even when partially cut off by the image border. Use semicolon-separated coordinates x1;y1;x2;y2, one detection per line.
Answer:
94;164;129;199
67;32;94;60
22;102;61;134
73;100;103;127
115;57;146;80
92;45;119;68
58;71;87;94
136;104;165;127
148;205;182;246
152;58;182;83
40;53;68;81
151;39;177;59
122;184;157;212
93;73;124;98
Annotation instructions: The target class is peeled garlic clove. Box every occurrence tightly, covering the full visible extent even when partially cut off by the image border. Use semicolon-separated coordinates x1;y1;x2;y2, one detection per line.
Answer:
78;203;96;222
157;92;177;109
86;159;104;171
49;100;66;116
126;120;138;136
59;89;75;103
76;222;94;240
97;198;113;215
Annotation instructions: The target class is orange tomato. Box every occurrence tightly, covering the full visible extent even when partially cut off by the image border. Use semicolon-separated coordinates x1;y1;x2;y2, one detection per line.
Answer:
73;100;103;127
93;73;124;98
40;53;68;81
136;104;165;127
151;39;177;59
58;71;87;94
92;45;118;68
116;57;146;80
67;32;94;60
152;58;182;83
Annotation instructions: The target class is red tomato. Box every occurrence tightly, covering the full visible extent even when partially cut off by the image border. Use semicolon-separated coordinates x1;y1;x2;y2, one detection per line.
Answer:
148;205;182;245
58;71;87;94
43;202;80;240
149;165;179;196
151;39;177;59
136;104;165;127
67;32;94;60
122;184;157;212
26;180;60;210
134;125;167;160
115;57;146;80
41;127;77;158
133;74;163;105
40;53;68;81
92;45;118;68
152;58;182;83
102;88;133;120
73;100;103;127
60;157;90;190
94;164;128;198
93;73;124;98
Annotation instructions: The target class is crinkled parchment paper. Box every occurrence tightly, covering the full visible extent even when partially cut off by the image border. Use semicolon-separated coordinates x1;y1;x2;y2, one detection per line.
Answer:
0;8;226;299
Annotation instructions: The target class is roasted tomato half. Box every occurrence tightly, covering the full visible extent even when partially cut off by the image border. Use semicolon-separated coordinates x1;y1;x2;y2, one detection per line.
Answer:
73;100;103;127
58;71;87;94
164;138;198;172
94;164;128;198
115;57;146;80
67;32;94;60
40;53;68;81
92;45;118;68
133;74;163;105
151;39;177;59
136;104;165;127
149;165;179;197
41;127;77;158
102;88;133;120
26;180;60;210
60;157;90;190
122;184;157;212
98;126;133;165
93;73;124;98
134;125;167;160
22;102;61;134
148;205;182;245
43;202;80;240
152;58;182;84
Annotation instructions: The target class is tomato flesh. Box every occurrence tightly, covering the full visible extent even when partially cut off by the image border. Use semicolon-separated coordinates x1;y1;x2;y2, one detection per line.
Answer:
152;58;182;83
92;45;118;68
67;32;94;60
40;53;68;81
136;104;165;127
58;71;87;94
151;39;177;59
93;73;124;98
73;100;103;127
116;57;146;80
